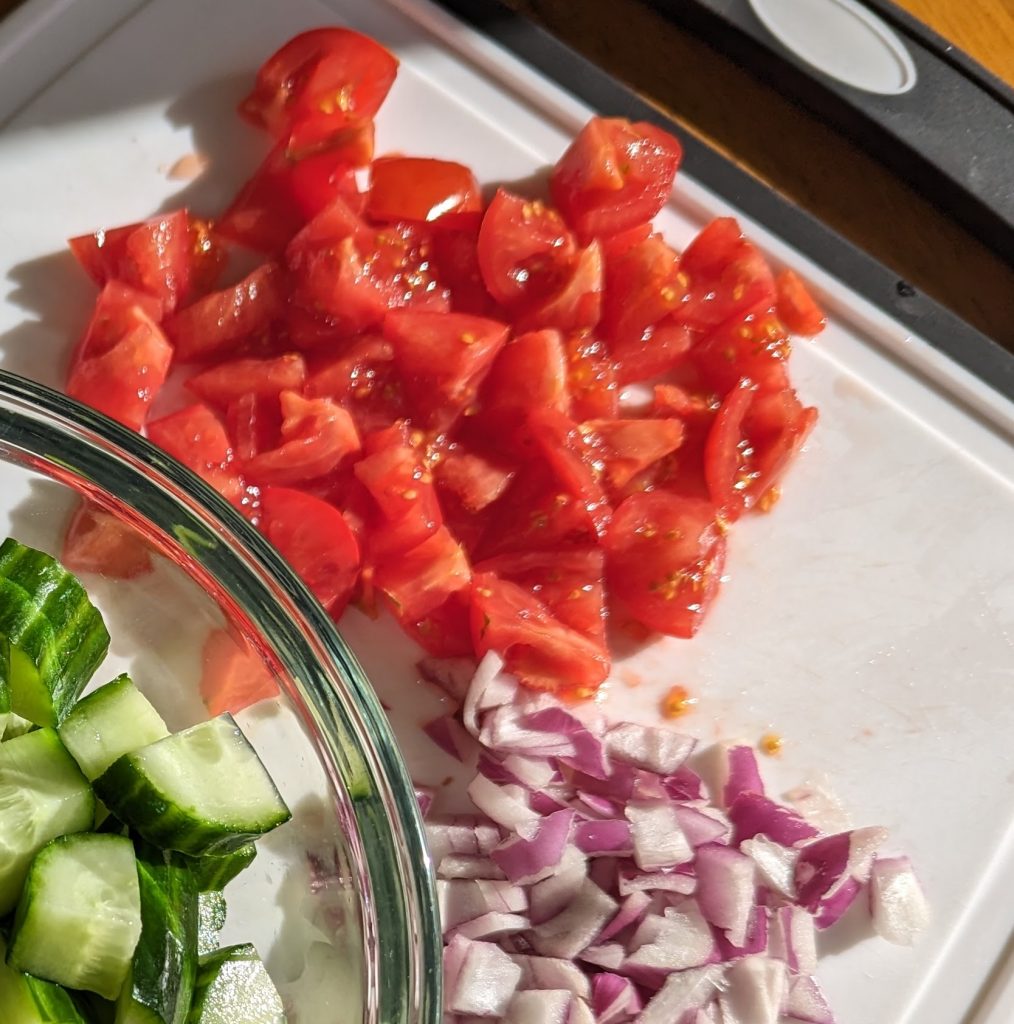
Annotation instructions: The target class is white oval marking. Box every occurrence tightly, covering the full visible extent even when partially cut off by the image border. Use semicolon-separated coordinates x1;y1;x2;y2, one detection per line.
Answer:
748;0;918;95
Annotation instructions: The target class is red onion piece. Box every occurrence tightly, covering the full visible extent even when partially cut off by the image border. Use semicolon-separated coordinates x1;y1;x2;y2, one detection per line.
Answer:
635;965;724;1024
673;804;732;848
467;776;540;833
578;944;626;970
782;973;835;1024
597;891;652;944
418;656;477;703
740;835;798;898
769;905;817;975
504;990;573;1024
492;809;576;884
869;855;930;946
625;800;693;870
728;791;819;847
575;820;633;857
795;827;887;928
524;707;610;780
616;866;695;897
424;714;474;762
604;722;696;775
512;955;591;998
528;846;588;925
438;879;528;930
454;912;531;941
439;854;506;880
717;956;785;1024
463;652;513;737
694;843;756;947
591;972;642;1024
445;936;523;1017
530;879;618;959
624;901;717;972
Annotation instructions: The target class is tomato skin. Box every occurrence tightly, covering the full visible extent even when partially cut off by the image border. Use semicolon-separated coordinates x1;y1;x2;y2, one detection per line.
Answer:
603;491;726;638
429;228;497;317
62;501;153;580
244;391;361;485
775;269;827;336
164;263;285;363
481;329;569;418
692;304;792;397
705;381;817;519
367;157;481;226
477;189;576;310
186;354;306;409
515;240;603;334
383;310;510;429
375;525;471;621
259;486;360;616
66;292;172;432
226;393;282;464
581;418;685;492
677;218;776;332
69;281;163;370
550;117;682;243
401;591;474;657
470;572;609;699
216;141;363;253
306;335;405;432
200;629;279;717
68;210;220;314
239;28;398;143
565;333;619;420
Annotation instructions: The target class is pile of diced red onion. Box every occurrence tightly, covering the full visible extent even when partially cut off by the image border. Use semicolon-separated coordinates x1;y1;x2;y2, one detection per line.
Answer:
418;654;928;1024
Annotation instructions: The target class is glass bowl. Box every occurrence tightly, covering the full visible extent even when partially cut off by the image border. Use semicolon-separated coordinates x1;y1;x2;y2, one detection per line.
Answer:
0;369;441;1024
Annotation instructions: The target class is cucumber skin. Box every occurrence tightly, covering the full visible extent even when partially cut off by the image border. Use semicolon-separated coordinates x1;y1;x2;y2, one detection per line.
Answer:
196;892;227;958
188;844;257;893
0;540;110;727
94;717;291;857
0;933;91;1024
119;843;198;1024
187;945;285;1024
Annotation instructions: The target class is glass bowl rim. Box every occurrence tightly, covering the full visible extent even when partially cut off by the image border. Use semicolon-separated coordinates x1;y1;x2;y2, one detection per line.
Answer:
0;368;442;1024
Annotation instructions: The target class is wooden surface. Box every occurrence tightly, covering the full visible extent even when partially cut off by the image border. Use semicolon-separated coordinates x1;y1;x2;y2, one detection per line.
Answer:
1;0;1012;351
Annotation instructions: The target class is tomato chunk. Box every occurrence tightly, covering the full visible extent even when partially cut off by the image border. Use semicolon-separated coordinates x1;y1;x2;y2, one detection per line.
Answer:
200;628;279;716
164;263;285;363
470;572;609;699
481;329;569;418
306;336;405;432
776;269;827;336
375;525;471;621
604;491;726;638
239;28;398;146
436;449;515;513
260;486;360;616
367;157;481;227
244;392;361;485
186;354;306;409
582;418;685;492
67;287;172;431
383;310;509;429
550;117;682;242
62;501;153;580
691;304;792;397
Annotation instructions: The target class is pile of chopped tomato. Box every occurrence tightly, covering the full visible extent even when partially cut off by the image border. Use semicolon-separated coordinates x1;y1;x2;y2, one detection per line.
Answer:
60;27;824;704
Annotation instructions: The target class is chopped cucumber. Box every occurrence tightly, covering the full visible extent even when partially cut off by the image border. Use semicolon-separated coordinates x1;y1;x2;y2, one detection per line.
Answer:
8;833;142;1000
1;670;9;739
95;715;291;856
0;539;110;727
189;843;256;893
0;932;91;1023
3;711;37;740
0;728;95;914
196;891;228;957
115;842;198;1024
186;945;285;1024
59;675;169;781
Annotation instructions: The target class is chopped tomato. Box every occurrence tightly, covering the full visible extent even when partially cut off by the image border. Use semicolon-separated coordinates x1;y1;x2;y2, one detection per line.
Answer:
239;28;398;145
515;241;603;334
226;392;282;463
259;486;360;616
61;501;153;580
678;218;776;332
604;492;726;638
244;391;361;485
400;591;473;657
306;335;405;432
550;117;682;243
67;293;172;431
565;333;619;420
375;525;471;621
581;418;685;491
435;449;515;513
705;381;817;519
367;157;481;227
475;549;607;645
692;305;792;397
470;573;609;699
216;141;364;253
147;403;244;503
481;329;569;415
477;189;575;311
164;263;285;363
200;628;279;716
429;227;497;316
68;210;221;314
383;310;509;429
186;354;306;409
775;269;827;336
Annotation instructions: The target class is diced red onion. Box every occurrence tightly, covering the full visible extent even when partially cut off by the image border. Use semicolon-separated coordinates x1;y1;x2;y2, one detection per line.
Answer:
427;818;503;862
604;722;696;776
528;846;588;925
530;880;618;959
575;820;633;857
625;800;693;870
635;965;724;1024
573;791;621;819
455;912;531;941
445;936;523;1017
504;991;573;1024
782;973;835;1024
616;865;695;897
728;791;818;846
795;827;887;928
715;903;768;960
438;879;528;930
578;944;626;970
662;767;703;803
624;901;717;972
512;955;591;998
591;973;643;1024
418;656;478;703
717;956;785;1024
783;782;852;835
463;652;514;737
425;714;474;762
869;855;930;945
439;855;506;880
467;776;540;833
740;835;798;898
417;785;436;819
522;707;611;780
768;905;817;975
694;843;756;948
597;891;652;944
481;705;577;759
491;810;576;884
504;754;559;790
673;804;732;848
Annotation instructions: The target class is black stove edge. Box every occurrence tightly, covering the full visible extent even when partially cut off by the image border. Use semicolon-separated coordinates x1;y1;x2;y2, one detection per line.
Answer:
430;0;1014;407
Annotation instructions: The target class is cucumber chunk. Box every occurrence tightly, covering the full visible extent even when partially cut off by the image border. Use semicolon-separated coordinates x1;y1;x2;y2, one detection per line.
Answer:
189;843;257;893
0;728;95;914
59;675;169;781
2;711;36;740
186;945;285;1024
0;933;91;1023
196;891;227;957
114;842;198;1024
95;715;291;856
0;670;9;739
0;539;110;727
8;833;142;1000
